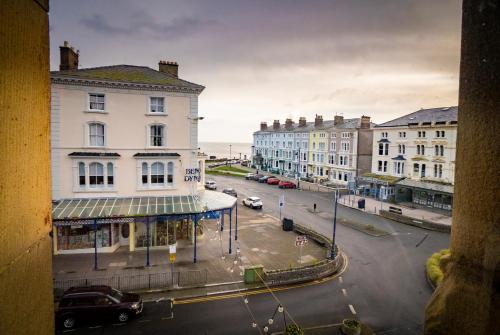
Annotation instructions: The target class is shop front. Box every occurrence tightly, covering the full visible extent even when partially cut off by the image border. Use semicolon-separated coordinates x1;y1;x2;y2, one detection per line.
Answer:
395;179;454;214
52;192;238;265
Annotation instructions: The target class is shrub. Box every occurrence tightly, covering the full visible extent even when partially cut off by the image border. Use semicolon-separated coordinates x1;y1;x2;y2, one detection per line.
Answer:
426;249;450;287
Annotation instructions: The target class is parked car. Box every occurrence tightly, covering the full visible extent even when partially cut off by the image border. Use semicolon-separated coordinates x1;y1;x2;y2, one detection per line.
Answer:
251;174;264;181
205;180;217;190
245;173;255;180
279;181;297;189
55;286;143;329
258;175;275;183
301;176;315;183
267;178;280;185
222;188;237;197
242;197;263;209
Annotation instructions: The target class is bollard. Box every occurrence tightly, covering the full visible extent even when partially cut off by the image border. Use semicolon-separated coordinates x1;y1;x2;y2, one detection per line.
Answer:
313;203;317;212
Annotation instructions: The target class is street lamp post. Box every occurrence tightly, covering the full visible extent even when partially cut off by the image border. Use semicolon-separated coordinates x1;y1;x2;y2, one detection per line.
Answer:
331;189;339;259
295;147;301;189
229;144;232;167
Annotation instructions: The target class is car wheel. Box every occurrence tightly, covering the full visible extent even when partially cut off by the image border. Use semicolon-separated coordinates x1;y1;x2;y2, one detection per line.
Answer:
62;316;76;329
250;205;255;209
118;311;130;323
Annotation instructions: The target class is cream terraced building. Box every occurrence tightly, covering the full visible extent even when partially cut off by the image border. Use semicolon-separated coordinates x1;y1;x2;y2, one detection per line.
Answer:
50;43;237;259
364;106;457;212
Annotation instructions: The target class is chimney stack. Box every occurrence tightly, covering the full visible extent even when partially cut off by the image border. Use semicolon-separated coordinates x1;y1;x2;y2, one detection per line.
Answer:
260;122;268;131
299;117;307;127
315;115;323;127
273;120;280;130
59;41;79;71
334;115;344;125
159;60;179;77
285;118;294;129
360;115;371;129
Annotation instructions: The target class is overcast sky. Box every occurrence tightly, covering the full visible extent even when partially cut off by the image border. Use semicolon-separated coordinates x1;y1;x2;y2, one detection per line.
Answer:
49;0;462;143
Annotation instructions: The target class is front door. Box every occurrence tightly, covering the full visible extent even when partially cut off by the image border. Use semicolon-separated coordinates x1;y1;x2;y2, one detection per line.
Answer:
119;224;129;246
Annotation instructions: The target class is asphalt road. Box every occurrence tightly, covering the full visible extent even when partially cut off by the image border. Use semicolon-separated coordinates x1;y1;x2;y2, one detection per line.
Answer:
57;175;450;335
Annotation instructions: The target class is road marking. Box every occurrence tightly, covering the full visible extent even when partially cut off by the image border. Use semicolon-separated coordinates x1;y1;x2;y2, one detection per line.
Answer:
339;276;343;284
348;304;357;315
161;313;174;320
112;323;126;326
63;330;76;333
175;252;349;305
138;319;151;323
88;325;102;329
341;288;347;296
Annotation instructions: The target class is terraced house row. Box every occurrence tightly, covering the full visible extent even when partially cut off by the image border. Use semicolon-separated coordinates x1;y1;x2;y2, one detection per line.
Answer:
252;106;457;214
252;114;374;185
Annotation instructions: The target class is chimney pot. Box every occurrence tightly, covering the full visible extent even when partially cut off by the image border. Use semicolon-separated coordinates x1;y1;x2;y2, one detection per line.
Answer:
285;118;294;129
260;122;268;131
159;60;179;77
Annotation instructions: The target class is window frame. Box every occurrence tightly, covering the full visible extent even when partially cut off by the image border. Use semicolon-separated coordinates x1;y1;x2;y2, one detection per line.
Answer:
149;97;166;114
88;93;106;112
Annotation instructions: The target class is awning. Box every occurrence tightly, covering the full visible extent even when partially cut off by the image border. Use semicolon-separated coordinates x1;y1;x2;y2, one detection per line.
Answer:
52;191;237;223
396;178;454;194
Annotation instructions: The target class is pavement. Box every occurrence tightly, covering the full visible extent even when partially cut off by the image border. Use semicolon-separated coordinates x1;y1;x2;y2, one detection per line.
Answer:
52;204;328;297
337;194;452;226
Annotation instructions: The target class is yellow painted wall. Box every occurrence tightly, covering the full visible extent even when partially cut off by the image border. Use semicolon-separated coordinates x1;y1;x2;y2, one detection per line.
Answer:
0;0;54;334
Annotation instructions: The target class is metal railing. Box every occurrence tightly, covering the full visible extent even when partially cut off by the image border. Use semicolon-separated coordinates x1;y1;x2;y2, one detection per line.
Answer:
53;270;208;292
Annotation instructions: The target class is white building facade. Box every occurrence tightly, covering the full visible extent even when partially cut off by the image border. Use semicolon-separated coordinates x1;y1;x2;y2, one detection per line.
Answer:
50;43;231;256
366;106;457;212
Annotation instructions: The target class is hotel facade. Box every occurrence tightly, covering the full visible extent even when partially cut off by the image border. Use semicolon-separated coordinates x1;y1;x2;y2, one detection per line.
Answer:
51;43;236;259
361;106;457;212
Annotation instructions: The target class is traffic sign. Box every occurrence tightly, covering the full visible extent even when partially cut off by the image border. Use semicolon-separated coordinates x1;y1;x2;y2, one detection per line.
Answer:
295;236;308;247
279;194;285;208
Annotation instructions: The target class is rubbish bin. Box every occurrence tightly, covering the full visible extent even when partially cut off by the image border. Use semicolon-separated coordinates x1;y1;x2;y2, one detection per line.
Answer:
282;218;294;231
358;198;366;209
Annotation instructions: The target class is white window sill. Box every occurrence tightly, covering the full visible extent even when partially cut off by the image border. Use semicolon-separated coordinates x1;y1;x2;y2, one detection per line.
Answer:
85;110;108;114
74;187;117;193
137;185;176;191
146;146;167;149
145;112;168;116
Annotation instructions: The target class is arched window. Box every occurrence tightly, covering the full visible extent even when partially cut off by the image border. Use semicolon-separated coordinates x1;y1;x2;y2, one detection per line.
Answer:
107;163;114;185
142;162;148;184
167;162;174;184
79;162;85;186
89;163;104;186
150;125;164;147
151;162;165;184
89;123;105;146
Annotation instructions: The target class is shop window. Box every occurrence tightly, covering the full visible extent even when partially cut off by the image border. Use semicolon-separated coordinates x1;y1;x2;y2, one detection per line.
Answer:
57;224;111;250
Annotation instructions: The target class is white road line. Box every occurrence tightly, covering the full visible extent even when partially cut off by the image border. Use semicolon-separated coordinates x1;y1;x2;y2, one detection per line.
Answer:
348;304;357;315
341;288;348;296
162;313;174;320
339;276;343;284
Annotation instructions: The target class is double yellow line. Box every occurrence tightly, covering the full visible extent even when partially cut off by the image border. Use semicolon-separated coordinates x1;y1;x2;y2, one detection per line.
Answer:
175;252;349;305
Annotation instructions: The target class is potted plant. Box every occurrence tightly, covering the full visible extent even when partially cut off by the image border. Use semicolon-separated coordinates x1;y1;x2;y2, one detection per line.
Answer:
341;319;361;335
285;324;304;335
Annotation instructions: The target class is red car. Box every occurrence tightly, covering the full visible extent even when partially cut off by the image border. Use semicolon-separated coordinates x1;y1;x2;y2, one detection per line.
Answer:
267;178;280;185
278;181;296;189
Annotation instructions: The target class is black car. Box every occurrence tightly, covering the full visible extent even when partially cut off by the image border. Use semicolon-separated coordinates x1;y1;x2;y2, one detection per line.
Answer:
56;286;143;329
222;188;238;197
258;175;275;183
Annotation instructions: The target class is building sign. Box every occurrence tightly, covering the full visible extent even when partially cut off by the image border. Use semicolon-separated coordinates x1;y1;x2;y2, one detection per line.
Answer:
184;168;201;182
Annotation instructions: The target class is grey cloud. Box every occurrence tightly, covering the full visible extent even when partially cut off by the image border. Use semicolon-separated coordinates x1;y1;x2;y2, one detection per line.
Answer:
80;11;214;39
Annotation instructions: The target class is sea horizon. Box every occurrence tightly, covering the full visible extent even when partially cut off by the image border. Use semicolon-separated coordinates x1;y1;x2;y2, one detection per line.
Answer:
199;141;252;160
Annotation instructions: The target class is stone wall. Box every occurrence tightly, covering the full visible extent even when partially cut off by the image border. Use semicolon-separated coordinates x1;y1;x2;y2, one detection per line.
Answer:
0;1;54;334
379;210;451;233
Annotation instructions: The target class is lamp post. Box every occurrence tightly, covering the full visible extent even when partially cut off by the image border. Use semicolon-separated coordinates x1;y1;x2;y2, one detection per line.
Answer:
331;189;339;259
295;147;301;189
229;144;232;167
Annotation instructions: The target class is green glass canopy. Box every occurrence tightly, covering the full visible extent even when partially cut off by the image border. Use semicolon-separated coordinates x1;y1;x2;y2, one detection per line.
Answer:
52;191;237;222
